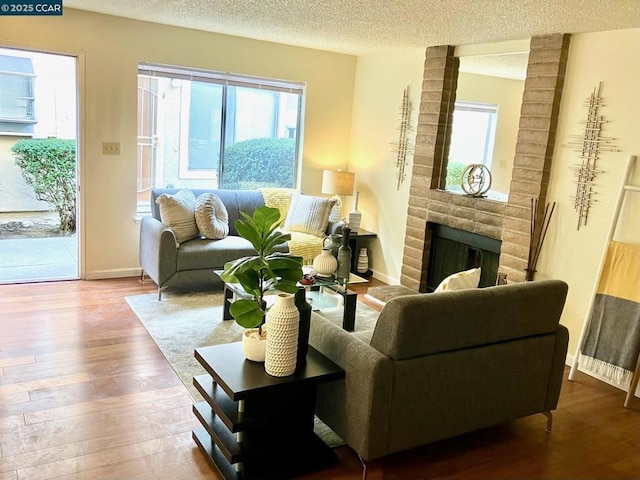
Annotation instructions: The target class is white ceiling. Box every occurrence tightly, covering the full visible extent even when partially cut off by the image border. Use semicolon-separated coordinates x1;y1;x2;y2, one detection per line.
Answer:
66;0;639;55
460;52;530;81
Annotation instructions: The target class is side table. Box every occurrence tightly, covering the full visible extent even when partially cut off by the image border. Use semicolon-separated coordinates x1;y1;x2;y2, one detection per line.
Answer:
192;342;345;480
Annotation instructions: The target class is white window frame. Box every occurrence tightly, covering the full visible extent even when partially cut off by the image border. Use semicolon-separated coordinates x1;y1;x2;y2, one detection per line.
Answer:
138;63;305;184
0;70;36;123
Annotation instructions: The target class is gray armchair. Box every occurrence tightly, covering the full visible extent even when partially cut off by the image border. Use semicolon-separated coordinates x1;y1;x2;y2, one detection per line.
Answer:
309;280;569;460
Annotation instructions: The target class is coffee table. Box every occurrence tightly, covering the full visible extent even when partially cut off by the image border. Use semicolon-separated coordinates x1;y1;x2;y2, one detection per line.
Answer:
214;269;361;331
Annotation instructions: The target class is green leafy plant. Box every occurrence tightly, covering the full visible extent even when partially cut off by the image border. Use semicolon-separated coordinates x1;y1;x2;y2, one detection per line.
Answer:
220;138;296;189
445;161;467;192
220;206;303;330
11;139;77;233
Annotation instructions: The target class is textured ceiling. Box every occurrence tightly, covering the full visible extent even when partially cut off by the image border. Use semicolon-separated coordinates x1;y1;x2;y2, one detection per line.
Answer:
460;52;530;81
65;0;639;55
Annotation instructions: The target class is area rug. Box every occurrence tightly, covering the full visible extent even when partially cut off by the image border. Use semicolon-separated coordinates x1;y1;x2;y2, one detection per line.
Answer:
125;289;380;446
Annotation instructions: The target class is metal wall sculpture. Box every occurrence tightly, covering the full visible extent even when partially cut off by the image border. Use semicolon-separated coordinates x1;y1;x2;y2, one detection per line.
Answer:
565;82;619;230
390;85;414;190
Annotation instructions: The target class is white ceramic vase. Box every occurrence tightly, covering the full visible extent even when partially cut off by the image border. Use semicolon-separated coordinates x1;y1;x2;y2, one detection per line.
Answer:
242;327;267;362
313;248;338;277
357;247;369;274
265;293;299;377
348;191;362;233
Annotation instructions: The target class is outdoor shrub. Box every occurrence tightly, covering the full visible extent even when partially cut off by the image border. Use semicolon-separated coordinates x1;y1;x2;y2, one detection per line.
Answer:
446;162;467;192
12;139;77;233
220;138;296;189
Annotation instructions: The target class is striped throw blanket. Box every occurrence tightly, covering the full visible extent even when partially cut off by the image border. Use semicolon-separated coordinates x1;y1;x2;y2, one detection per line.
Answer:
580;241;640;384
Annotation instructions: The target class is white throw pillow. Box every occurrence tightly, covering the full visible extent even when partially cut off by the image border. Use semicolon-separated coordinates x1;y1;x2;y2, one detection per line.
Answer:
434;267;481;293
194;193;229;239
284;193;336;237
155;189;199;246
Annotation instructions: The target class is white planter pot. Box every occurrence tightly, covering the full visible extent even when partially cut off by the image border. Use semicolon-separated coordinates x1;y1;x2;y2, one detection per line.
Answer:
265;293;299;377
242;328;267;362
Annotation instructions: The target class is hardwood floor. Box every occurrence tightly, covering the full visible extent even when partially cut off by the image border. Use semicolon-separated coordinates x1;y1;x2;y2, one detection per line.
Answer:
0;277;638;479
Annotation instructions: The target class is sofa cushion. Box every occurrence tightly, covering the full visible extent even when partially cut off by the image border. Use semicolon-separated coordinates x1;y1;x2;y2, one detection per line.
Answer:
434;267;481;293
195;193;229;240
284;193;336;237
176;236;289;271
155;189;199;245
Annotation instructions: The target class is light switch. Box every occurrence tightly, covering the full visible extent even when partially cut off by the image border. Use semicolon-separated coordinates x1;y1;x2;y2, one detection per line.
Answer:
102;142;121;155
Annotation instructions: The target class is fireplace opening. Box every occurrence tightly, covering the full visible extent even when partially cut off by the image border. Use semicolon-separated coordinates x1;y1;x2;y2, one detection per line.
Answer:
426;223;502;292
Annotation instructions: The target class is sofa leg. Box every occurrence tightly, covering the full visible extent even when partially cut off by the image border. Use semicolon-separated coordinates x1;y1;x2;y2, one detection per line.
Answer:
140;270;145;283
542;410;553;433
158;286;166;301
357;452;368;480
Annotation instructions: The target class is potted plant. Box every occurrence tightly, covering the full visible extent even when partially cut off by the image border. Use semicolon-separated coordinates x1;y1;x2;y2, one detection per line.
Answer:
220;206;303;361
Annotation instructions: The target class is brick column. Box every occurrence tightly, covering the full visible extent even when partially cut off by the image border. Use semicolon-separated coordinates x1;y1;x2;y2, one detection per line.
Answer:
400;46;457;291
498;34;570;282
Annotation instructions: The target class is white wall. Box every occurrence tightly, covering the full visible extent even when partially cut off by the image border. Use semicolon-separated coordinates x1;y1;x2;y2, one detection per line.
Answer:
0;8;356;278
347;49;424;284
537;28;640;360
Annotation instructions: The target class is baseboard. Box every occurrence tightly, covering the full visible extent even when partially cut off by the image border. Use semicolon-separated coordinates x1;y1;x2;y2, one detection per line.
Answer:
363;293;387;308
85;268;141;280
565;353;574;367
370;269;399;286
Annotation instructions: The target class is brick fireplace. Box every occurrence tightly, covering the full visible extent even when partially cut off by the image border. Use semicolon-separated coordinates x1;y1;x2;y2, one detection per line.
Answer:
401;34;570;291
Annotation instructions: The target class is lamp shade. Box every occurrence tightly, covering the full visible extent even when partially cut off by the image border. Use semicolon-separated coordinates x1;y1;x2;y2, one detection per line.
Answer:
321;170;355;196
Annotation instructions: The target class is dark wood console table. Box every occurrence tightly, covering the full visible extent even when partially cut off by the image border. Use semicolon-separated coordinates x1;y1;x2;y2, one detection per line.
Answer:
193;342;345;479
348;228;377;273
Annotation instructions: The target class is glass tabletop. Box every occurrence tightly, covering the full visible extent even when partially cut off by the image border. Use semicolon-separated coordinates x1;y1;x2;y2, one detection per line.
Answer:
214;267;367;291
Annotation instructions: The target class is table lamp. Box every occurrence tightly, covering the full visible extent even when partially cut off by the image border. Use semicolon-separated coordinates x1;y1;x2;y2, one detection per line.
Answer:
321;169;354;223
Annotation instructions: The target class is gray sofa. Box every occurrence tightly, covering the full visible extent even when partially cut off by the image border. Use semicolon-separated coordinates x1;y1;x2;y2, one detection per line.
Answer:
139;188;288;299
309;279;569;461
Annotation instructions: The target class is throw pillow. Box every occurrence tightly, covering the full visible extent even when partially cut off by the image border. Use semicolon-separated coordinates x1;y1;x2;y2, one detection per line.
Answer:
194;193;229;239
284;193;336;237
155;189;199;246
434;267;482;293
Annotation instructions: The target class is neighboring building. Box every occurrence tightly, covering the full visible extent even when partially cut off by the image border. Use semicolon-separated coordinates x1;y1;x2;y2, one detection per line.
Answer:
0;49;76;219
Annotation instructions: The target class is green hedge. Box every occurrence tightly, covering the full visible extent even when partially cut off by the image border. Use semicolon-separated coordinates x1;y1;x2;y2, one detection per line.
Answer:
220;138;296;189
445;162;467;192
12;139;77;233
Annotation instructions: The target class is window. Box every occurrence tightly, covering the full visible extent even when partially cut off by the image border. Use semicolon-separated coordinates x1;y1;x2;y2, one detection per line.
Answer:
136;63;304;214
0;54;36;123
446;101;497;191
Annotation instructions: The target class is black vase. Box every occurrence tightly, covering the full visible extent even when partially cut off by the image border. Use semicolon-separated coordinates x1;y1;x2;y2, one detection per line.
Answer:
295;287;312;367
336;226;352;284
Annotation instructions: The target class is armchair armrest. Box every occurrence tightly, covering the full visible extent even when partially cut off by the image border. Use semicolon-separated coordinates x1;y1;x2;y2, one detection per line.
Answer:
139;216;178;287
545;324;570;410
309;315;394;460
